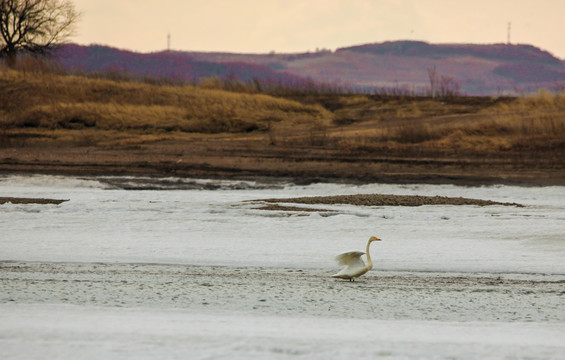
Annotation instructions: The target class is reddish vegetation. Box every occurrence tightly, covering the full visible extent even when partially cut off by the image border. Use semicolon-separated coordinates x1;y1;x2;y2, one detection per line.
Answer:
55;41;565;95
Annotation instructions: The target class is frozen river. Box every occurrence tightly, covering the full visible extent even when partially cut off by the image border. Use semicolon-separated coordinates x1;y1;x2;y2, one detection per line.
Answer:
1;175;565;359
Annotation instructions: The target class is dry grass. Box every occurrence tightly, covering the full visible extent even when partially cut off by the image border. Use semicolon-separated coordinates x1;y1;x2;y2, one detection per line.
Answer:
2;67;564;163
444;91;565;151
483;91;565;136
0;70;332;135
332;91;565;154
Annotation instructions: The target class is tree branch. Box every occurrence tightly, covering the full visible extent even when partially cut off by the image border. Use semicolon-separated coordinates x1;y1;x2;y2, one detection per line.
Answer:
0;0;79;61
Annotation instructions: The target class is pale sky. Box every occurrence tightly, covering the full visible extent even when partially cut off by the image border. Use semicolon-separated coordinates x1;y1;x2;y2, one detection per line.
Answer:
71;0;565;59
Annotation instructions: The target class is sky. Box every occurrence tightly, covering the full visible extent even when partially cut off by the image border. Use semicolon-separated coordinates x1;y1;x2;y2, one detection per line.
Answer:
71;0;565;59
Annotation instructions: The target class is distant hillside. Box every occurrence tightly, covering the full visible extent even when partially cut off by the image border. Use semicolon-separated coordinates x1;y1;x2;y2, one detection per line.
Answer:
56;41;565;95
341;41;560;64
56;44;304;84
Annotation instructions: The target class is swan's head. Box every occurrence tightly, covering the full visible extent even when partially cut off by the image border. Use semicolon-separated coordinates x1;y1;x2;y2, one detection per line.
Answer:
369;236;382;242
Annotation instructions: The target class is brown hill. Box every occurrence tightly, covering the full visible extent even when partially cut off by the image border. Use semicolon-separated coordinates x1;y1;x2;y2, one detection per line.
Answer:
56;41;565;95
56;44;305;85
195;41;564;95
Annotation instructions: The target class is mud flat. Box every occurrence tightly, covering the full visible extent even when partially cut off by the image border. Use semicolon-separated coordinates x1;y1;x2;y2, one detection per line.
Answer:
2;261;563;322
251;193;523;211
0;197;68;205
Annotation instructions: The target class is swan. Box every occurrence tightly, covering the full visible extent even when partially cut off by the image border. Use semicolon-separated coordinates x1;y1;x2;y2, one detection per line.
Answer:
332;236;381;281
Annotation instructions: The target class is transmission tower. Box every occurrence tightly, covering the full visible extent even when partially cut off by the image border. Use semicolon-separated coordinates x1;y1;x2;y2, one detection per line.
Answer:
507;22;511;44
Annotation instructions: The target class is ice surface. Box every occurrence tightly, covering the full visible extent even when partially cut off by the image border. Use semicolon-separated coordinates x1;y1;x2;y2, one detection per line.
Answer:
3;262;564;322
1;175;564;274
2;175;565;359
1;304;565;360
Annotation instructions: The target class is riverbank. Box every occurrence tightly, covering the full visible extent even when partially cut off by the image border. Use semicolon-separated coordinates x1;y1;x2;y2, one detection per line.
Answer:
2;70;564;186
1;141;564;186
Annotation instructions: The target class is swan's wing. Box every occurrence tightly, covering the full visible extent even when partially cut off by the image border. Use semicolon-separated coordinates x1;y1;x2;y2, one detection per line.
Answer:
334;251;365;267
333;251;367;278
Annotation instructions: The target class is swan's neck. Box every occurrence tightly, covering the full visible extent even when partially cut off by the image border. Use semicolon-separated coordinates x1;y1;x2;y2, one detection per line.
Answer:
365;240;373;269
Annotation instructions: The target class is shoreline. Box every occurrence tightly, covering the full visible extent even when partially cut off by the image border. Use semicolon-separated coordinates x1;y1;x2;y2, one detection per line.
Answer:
2;161;564;187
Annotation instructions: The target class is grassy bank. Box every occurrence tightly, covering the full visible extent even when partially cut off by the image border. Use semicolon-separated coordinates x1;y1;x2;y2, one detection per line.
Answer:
0;69;331;138
1;68;564;184
319;91;564;151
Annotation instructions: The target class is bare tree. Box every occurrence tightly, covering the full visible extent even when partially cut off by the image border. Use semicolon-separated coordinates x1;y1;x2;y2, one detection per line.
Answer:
438;74;460;97
426;65;461;98
426;65;437;98
0;0;79;66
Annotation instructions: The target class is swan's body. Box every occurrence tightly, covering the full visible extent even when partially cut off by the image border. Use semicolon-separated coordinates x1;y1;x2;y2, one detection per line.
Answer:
332;236;381;281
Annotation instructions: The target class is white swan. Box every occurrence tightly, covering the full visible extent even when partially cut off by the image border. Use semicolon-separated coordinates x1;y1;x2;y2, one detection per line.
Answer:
332;236;381;281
